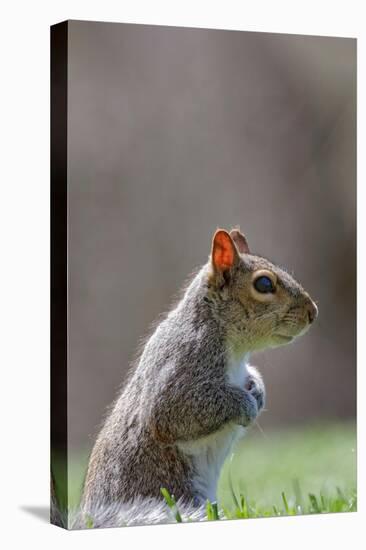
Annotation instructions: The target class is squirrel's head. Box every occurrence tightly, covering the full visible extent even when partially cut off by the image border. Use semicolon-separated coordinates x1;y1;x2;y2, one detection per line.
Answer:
206;228;318;354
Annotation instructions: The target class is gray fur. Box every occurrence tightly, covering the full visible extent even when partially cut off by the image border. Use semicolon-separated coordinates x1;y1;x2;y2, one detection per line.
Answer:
71;230;317;529
71;497;207;529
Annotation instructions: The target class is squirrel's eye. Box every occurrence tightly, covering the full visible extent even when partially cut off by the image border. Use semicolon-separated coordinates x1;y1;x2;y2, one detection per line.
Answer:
254;275;275;294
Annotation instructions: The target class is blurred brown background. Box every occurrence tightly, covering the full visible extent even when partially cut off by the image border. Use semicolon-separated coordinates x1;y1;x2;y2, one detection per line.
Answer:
65;21;356;453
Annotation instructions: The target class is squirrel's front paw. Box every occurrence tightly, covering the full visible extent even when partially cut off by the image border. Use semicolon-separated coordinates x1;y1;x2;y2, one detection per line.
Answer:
244;366;265;414
240;390;260;426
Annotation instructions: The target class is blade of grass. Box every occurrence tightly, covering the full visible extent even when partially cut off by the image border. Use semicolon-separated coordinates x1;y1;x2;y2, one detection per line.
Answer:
211;501;219;520
309;493;320;514
281;492;290;515
160;488;182;522
84;514;94;529
206;500;214;521
240;494;249;518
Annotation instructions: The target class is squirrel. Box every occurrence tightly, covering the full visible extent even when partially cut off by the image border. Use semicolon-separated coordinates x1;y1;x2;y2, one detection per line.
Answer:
52;228;318;529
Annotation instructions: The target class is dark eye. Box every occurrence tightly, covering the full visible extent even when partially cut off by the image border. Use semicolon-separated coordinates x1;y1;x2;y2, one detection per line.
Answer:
254;275;275;294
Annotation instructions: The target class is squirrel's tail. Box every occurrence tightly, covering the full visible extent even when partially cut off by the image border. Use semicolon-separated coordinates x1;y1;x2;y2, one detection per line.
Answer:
51;476;207;529
69;497;207;529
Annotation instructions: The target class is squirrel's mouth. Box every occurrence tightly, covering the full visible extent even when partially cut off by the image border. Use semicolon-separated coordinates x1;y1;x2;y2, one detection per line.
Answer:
271;333;295;345
271;320;312;346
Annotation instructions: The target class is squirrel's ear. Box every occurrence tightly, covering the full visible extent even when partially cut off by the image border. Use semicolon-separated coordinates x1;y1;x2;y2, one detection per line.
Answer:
211;229;239;273
230;228;250;254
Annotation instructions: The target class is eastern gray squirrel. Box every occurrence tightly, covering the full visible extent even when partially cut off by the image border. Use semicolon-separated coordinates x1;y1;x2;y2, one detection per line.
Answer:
52;228;318;529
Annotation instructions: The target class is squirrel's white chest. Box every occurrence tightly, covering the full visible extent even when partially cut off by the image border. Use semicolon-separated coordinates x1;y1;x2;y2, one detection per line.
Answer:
226;353;250;388
178;423;246;503
178;355;249;503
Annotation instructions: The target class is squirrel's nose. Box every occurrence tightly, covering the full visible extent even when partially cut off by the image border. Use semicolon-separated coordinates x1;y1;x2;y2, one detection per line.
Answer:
305;299;318;324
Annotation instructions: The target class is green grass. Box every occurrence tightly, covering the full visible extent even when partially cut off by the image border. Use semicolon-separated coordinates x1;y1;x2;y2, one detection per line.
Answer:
59;421;356;521
218;421;356;515
161;487;356;520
